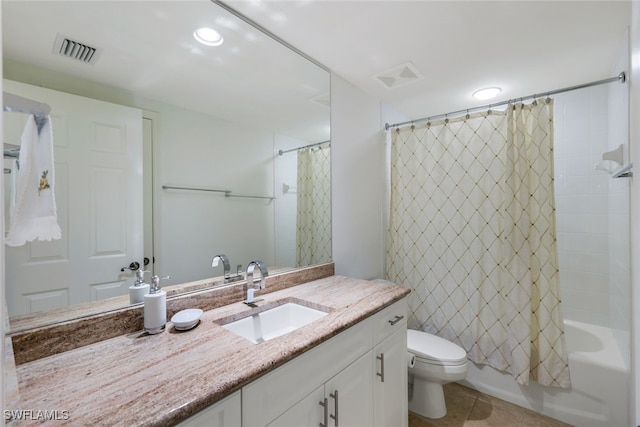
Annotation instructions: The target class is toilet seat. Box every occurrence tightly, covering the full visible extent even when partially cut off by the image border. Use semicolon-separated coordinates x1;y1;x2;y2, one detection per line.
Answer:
407;329;467;366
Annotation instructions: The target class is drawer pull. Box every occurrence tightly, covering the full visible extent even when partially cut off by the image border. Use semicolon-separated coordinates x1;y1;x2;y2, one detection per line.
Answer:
319;397;328;427
377;353;385;382
330;390;339;426
388;315;404;326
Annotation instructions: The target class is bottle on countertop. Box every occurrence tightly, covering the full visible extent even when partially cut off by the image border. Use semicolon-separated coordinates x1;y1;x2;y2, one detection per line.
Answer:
129;269;150;305
144;275;170;334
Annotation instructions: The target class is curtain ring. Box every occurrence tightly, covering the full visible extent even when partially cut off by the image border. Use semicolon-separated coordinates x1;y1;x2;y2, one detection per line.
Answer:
465;109;470;120
545;94;551;104
487;105;492;115
411;122;415;131
426;121;431;127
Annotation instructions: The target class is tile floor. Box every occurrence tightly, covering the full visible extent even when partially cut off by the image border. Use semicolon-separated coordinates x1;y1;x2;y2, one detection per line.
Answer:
408;382;573;427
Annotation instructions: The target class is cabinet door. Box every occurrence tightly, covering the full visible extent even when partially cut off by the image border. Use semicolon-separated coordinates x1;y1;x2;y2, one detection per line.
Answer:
176;391;241;427
268;353;374;427
373;327;408;427
325;352;374;427
243;318;372;427
267;385;325;427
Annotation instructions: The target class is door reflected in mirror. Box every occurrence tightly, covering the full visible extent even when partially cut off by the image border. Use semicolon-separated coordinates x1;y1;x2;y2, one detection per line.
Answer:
2;0;331;329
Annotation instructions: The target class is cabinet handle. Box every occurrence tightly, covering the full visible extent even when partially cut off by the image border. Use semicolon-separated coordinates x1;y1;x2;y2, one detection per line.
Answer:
377;353;385;383
388;315;404;326
319;397;328;427
330;390;339;426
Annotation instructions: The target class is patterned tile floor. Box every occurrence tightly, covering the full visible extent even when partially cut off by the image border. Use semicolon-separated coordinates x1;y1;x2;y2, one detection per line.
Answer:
409;383;573;427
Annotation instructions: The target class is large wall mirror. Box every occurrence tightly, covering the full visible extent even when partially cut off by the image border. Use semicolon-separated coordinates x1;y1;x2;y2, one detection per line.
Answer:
2;0;331;331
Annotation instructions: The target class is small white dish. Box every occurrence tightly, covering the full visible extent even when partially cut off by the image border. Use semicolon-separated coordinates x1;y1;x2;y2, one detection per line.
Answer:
171;308;203;331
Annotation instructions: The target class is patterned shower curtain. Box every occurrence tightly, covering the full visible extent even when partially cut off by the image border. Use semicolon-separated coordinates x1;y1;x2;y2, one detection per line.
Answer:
387;100;570;387
296;144;332;267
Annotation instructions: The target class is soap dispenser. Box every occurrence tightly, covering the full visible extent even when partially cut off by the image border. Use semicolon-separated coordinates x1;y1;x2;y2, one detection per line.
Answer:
144;275;169;334
129;269;150;305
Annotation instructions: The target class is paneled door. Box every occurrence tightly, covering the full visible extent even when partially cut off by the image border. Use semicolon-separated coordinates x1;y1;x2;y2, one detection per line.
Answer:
4;80;143;316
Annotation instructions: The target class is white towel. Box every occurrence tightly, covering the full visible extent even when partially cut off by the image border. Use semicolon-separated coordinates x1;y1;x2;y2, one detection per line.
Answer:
5;115;62;246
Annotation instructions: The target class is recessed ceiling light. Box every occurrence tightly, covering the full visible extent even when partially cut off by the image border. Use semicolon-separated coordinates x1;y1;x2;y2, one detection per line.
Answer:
473;87;501;101
193;27;224;47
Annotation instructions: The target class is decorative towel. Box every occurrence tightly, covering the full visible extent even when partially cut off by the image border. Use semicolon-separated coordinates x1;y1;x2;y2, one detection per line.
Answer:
5;115;61;246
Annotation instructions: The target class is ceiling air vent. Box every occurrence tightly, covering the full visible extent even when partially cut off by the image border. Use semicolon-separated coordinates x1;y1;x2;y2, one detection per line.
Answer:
52;33;100;65
373;62;424;90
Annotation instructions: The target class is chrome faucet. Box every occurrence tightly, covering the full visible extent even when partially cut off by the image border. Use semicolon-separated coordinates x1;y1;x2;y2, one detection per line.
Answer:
212;254;244;283
244;260;268;304
212;254;231;279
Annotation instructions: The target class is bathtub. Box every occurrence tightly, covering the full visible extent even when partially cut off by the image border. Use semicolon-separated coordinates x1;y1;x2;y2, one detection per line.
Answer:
460;320;630;427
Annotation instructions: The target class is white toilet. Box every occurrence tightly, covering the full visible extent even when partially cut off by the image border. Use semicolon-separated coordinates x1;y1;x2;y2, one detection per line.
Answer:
407;329;469;419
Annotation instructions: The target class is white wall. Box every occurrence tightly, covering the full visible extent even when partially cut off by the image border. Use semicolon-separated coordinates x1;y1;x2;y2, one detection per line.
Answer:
156;103;275;283
330;75;385;279
630;2;640;425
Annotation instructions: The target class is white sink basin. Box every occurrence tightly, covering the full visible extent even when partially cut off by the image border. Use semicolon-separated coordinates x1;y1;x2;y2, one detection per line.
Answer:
221;302;328;344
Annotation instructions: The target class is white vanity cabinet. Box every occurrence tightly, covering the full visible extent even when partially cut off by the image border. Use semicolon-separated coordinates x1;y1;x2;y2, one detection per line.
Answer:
242;316;373;427
176;390;241;427
372;298;408;427
184;296;408;427
268;352;373;427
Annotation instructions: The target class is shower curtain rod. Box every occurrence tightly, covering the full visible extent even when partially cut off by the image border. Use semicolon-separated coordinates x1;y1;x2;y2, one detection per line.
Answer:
385;72;626;130
277;140;330;156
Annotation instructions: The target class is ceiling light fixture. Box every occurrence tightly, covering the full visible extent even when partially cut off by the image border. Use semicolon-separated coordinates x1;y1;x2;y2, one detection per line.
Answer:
193;27;224;47
472;87;501;101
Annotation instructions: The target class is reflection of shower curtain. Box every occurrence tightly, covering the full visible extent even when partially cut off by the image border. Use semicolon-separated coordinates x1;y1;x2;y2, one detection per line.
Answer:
296;145;331;267
387;100;570;387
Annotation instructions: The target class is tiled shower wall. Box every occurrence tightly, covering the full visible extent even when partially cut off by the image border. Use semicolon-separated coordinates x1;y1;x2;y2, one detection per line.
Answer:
607;33;631;365
553;68;630;332
554;85;612;326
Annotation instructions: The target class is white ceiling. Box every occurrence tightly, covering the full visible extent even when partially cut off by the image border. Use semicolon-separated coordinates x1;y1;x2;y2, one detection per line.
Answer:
3;1;631;136
227;0;632;123
2;0;330;142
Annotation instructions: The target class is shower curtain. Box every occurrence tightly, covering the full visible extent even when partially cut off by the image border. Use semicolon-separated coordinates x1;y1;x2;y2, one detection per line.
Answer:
387;100;570;387
296;144;332;267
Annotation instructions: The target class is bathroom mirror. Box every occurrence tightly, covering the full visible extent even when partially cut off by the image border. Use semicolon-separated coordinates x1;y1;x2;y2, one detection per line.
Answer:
2;0;331;329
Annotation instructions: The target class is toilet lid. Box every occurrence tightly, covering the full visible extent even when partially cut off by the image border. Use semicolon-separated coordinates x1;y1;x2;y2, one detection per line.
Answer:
407;329;467;365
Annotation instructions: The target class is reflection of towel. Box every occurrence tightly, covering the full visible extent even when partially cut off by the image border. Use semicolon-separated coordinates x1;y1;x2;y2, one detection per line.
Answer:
5;115;61;246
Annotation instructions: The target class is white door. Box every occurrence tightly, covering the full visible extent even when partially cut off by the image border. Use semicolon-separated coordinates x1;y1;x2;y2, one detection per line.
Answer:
4;80;143;316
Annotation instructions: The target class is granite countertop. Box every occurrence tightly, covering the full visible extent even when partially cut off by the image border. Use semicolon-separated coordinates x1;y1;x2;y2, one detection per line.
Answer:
10;275;410;426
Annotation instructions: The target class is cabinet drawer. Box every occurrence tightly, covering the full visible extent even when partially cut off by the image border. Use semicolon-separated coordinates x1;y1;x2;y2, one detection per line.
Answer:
373;297;408;344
